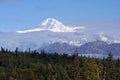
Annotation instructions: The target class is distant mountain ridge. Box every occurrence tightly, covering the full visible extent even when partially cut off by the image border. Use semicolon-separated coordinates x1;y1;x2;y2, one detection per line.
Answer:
38;41;120;56
79;41;120;56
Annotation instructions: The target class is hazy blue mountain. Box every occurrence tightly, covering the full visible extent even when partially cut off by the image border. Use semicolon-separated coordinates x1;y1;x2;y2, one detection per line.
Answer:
39;42;76;54
38;41;120;57
78;41;110;55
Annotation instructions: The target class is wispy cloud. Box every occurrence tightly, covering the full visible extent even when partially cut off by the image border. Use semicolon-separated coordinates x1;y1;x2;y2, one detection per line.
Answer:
66;19;120;27
65;19;120;33
84;19;120;27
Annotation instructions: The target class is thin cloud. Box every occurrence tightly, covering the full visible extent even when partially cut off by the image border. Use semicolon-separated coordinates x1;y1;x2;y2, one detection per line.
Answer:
84;19;120;27
66;19;120;27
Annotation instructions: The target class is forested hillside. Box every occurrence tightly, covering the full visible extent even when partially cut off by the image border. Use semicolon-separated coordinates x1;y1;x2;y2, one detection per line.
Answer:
0;48;120;80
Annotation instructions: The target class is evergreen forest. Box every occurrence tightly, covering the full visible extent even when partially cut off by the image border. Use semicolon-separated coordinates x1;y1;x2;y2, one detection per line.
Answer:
0;47;120;80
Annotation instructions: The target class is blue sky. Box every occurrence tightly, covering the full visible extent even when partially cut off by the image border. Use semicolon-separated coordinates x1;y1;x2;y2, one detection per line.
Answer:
0;0;120;31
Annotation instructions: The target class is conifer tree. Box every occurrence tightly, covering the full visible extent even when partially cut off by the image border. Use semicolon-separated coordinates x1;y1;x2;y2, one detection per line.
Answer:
105;52;117;80
69;48;81;80
81;58;101;80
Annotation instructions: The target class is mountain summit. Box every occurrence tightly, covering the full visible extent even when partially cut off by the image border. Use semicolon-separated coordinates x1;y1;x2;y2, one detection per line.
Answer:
41;18;63;28
16;18;84;33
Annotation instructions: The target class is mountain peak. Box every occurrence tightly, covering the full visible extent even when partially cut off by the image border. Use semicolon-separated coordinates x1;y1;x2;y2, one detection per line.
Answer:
41;18;63;29
41;18;62;26
16;18;84;33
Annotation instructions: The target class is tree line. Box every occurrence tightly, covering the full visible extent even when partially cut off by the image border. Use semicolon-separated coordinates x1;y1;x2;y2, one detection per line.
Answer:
0;47;120;80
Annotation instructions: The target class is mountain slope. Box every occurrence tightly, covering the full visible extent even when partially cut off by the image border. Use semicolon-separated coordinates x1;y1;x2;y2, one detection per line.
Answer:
38;41;120;56
39;42;76;54
78;41;110;54
79;41;120;56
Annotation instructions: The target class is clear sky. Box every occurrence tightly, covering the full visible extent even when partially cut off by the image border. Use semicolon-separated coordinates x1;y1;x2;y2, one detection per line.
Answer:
0;0;120;31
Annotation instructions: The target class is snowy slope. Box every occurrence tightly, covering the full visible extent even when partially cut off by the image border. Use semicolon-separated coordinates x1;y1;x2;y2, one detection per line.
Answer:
17;18;84;33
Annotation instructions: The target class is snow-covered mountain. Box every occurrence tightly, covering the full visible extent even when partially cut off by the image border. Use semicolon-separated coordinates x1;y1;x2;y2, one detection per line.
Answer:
0;18;120;56
17;18;84;33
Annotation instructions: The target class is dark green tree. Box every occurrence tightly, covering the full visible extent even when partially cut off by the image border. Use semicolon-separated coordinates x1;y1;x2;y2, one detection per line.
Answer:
68;48;81;80
105;52;117;80
81;58;101;80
